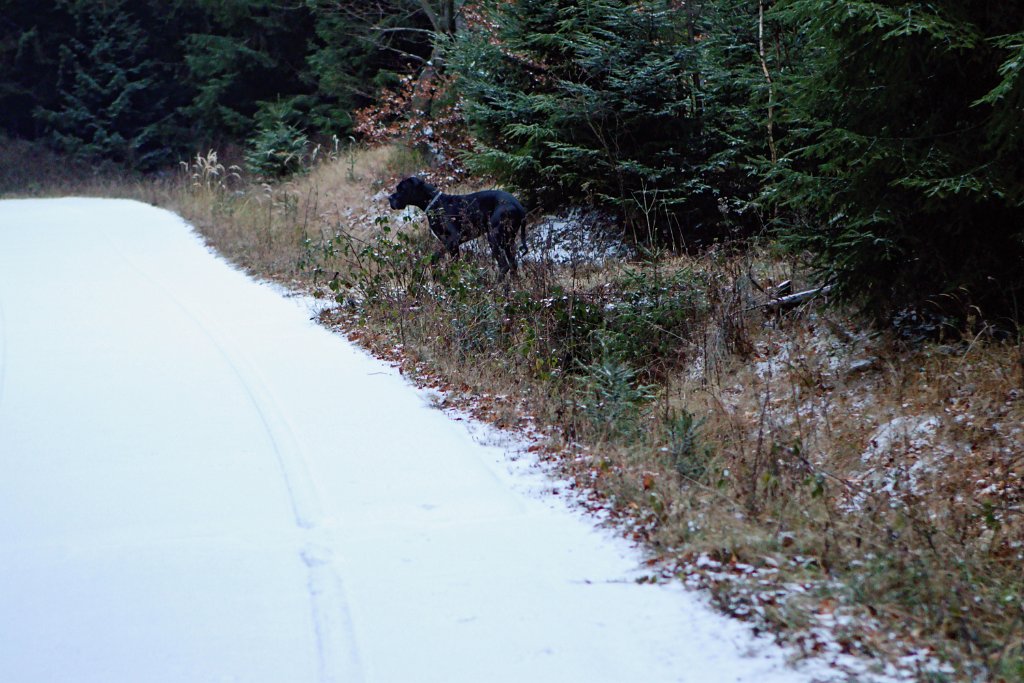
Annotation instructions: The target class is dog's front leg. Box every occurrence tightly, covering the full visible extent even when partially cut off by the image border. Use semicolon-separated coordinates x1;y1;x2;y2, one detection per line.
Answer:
425;216;452;263
442;220;462;260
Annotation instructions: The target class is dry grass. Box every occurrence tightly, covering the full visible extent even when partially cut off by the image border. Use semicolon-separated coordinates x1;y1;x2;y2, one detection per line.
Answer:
676;308;1023;680
0;134;169;201
6;136;1022;681
165;144;426;282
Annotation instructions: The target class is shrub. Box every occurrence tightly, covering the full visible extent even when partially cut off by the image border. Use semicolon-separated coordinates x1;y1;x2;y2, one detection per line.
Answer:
245;120;310;178
599;265;706;378
449;0;734;242
770;0;1024;324
661;409;714;483
575;347;657;443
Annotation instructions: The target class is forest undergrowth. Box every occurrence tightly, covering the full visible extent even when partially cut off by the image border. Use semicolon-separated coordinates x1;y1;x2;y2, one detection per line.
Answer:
7;142;1022;682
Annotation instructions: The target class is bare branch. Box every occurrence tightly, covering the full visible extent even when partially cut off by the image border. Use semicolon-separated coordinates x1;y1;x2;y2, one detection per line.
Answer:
758;0;778;164
415;0;442;34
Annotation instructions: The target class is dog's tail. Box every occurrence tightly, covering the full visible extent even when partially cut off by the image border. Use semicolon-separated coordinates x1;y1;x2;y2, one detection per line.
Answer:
518;207;538;255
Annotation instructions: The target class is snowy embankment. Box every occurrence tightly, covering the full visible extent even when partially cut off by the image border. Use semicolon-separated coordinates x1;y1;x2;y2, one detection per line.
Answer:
0;198;827;682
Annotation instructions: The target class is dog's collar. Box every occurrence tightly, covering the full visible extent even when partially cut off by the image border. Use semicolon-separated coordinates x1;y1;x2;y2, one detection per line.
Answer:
424;190;442;213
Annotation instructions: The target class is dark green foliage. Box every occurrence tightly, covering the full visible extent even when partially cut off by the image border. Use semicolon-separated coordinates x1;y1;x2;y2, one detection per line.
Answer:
770;0;1024;322
181;0;318;140
0;0;70;138
305;1;434;132
0;0;432;171
451;0;738;242
2;0;203;169
575;352;656;443
1;0;316;169
592;266;705;376
662;409;713;481
447;0;572;203
34;0;177;168
244;101;311;178
697;0;787;222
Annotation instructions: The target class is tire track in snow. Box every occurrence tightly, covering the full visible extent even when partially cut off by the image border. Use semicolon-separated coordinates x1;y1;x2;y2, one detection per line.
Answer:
99;221;364;683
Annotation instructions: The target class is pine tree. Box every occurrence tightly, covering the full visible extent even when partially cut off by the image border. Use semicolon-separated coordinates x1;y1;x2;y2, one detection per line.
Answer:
771;0;1024;322
181;0;317;140
2;0;361;168
550;1;706;231
452;0;732;242
0;0;74;139
304;1;434;133
34;0;175;168
448;0;575;204
698;0;792;223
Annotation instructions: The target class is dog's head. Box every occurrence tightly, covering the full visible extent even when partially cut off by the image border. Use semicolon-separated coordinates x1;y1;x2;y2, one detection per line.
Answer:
388;176;434;210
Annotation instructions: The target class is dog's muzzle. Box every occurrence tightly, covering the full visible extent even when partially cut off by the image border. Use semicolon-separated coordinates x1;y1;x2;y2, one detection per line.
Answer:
388;194;403;210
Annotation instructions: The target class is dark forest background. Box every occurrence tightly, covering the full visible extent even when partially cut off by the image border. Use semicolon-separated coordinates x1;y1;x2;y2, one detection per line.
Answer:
2;0;1022;324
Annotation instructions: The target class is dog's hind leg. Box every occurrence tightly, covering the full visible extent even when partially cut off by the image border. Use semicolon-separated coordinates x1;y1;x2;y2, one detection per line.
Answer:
489;237;512;279
502;240;518;278
491;209;522;279
490;227;518;280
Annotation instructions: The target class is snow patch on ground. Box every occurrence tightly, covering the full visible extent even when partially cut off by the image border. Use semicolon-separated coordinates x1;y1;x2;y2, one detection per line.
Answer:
523;208;632;266
861;415;942;464
845;415;950;508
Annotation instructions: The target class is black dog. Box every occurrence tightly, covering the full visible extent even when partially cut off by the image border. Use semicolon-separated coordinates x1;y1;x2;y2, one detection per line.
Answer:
388;176;527;277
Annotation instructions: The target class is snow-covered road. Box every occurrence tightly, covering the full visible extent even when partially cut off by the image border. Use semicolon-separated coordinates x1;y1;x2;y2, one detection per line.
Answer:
0;199;817;682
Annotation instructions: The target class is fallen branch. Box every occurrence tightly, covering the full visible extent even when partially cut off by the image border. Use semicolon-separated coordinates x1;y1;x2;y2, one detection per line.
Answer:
757;284;834;312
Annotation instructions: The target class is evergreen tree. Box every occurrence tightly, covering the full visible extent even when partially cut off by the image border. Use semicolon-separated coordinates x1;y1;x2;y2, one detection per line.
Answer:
34;0;176;168
1;0;363;169
244;99;310;178
0;0;72;139
698;0;793;223
451;0;736;243
305;1;434;133
771;0;1024;322
182;0;318;140
449;0;576;204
